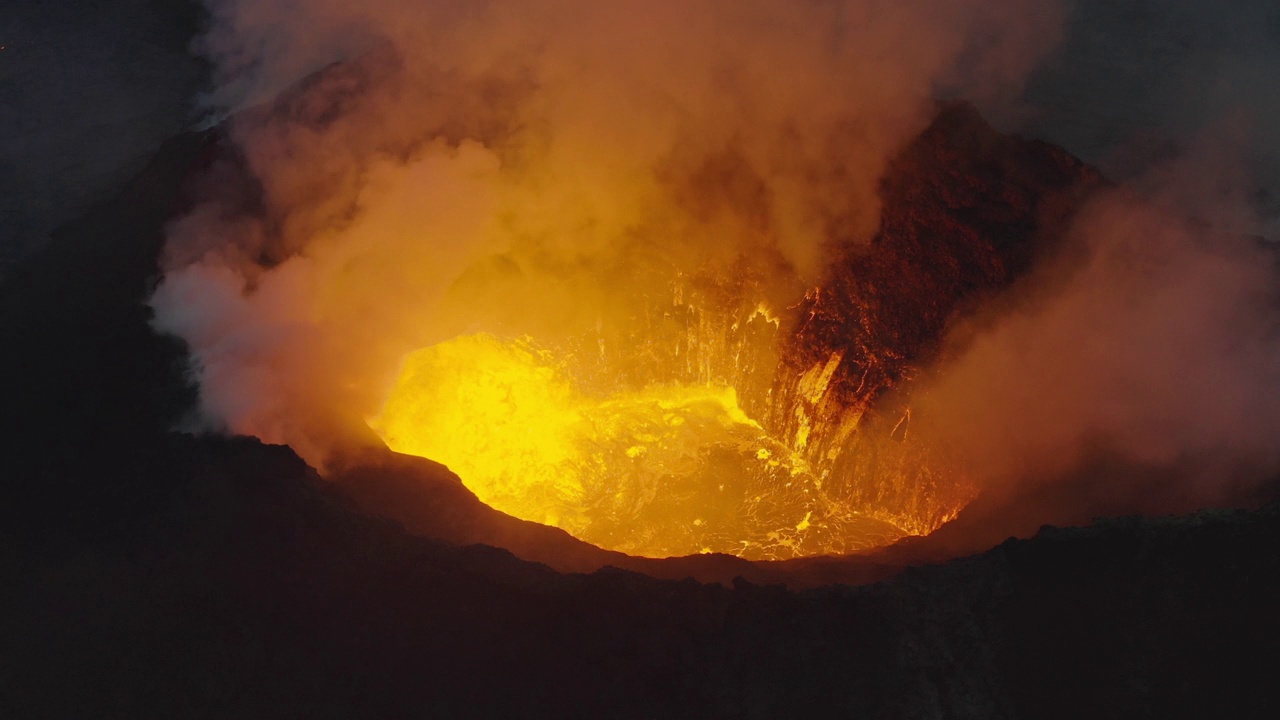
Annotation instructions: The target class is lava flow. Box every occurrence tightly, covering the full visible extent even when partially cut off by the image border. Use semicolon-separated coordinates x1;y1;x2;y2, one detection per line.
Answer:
367;259;964;561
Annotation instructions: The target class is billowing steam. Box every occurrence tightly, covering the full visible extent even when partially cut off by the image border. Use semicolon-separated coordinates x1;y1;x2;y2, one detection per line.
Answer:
153;0;1063;462
151;0;1280;548
917;148;1280;521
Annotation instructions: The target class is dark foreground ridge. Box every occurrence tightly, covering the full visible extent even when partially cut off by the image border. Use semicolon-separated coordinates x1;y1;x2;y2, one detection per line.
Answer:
2;106;1279;718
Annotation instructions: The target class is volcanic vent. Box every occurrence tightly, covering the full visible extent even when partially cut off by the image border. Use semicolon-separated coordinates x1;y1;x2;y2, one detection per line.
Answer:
376;104;1103;560
149;2;1098;561
342;107;1100;561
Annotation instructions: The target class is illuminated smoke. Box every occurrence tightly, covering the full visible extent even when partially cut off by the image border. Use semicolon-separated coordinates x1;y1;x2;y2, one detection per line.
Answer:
152;0;1065;466
150;1;1280;557
917;142;1280;522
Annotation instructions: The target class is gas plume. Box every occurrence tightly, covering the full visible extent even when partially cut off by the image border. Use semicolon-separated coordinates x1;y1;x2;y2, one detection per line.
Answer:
152;0;1064;465
916;142;1280;526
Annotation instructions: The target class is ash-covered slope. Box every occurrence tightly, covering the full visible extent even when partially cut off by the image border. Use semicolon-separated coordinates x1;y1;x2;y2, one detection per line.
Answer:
5;436;1278;718
3;103;1279;718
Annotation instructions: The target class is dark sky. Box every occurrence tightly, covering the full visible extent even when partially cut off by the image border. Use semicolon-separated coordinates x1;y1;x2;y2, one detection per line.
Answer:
1021;0;1280;227
0;0;205;260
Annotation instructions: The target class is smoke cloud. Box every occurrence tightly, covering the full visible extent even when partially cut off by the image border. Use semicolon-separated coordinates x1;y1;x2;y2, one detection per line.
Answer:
152;0;1065;464
916;139;1280;522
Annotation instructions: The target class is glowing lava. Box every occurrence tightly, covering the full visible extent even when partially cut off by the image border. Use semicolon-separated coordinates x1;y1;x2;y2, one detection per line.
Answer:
370;332;907;559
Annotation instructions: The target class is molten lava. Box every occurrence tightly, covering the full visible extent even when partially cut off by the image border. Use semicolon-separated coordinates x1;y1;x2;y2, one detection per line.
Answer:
371;331;914;559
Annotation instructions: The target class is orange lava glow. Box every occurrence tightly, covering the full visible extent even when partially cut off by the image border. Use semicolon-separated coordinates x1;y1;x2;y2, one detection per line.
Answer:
369;316;967;559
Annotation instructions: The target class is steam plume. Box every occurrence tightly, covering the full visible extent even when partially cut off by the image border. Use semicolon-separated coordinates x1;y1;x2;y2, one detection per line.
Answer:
917;142;1280;522
152;0;1064;463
